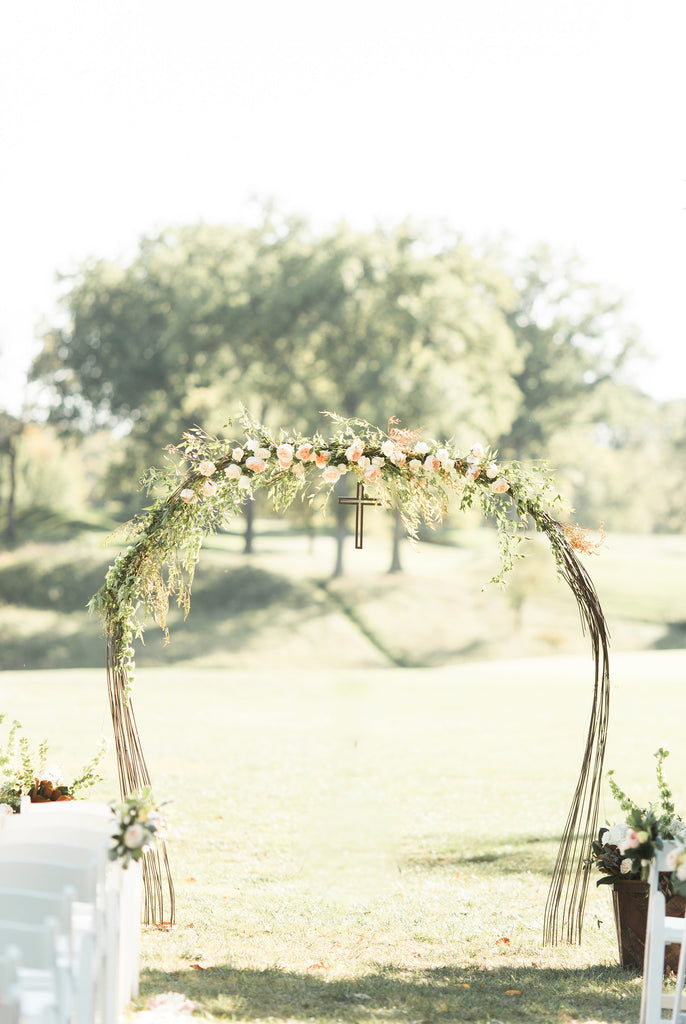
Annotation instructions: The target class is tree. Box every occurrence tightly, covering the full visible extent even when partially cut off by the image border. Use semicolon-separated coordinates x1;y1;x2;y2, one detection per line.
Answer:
31;212;525;569
0;411;21;542
493;245;642;462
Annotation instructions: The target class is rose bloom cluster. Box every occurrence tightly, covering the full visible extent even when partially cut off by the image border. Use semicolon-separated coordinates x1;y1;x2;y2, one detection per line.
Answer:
178;436;511;503
602;822;648;875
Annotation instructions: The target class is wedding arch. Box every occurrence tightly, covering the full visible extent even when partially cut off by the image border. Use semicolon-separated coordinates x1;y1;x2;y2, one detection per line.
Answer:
91;410;609;945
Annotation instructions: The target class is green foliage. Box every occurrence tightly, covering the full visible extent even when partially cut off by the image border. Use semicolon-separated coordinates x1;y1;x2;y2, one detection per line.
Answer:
0;712;106;811
591;750;685;883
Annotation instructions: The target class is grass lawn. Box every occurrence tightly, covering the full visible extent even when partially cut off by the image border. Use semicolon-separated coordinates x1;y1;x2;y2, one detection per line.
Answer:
2;650;686;1022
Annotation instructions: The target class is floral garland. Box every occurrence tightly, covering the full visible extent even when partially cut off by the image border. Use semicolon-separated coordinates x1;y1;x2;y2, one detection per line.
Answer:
91;411;598;677
90;410;609;942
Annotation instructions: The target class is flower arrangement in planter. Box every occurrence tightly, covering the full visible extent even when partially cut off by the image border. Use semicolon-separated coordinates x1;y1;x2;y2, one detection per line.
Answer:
0;712;106;813
109;787;164;868
590;748;686;885
590;748;686;969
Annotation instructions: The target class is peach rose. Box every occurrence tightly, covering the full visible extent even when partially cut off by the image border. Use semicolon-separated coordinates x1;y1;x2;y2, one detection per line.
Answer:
345;441;364;462
277;443;293;467
315;451;330;468
291;463;305;478
322;466;341;483
245;456;267;473
180;488;196;503
198;460;216;477
201;480;217;497
486;461;499;479
471;443;485;459
423;455;441;472
232;447;244;461
296;444;312;461
225;464;241;479
491;477;509;494
365;464;382;481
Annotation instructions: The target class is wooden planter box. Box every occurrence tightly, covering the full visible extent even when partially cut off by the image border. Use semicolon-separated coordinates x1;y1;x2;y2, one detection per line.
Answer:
611;878;686;971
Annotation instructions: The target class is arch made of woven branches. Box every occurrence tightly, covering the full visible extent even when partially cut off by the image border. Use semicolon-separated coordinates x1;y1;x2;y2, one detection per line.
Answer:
91;411;609;944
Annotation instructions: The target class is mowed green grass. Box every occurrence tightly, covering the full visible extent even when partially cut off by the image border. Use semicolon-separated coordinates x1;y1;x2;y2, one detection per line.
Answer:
2;651;686;1022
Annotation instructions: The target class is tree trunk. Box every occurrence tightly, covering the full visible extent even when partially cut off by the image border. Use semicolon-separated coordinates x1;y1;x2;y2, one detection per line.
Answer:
332;478;348;578
4;439;16;543
388;509;403;573
243;499;255;555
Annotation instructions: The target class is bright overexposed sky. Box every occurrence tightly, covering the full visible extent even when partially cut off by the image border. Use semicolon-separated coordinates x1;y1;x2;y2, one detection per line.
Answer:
1;0;684;415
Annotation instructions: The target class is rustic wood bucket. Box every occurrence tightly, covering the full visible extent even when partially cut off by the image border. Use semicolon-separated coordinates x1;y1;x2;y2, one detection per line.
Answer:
611;878;686;971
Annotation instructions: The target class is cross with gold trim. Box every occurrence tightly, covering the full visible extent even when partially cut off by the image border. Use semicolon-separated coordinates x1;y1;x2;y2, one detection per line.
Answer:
338;481;382;549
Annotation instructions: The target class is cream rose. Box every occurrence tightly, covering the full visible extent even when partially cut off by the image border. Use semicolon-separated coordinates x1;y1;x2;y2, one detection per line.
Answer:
225;464;241;479
123;823;146;849
198;460;216;477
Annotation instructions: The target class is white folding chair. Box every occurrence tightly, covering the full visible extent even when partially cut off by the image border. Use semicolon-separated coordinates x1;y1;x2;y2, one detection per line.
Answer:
13;804;143;1010
0;945;21;1024
0;887;76;1017
640;843;686;1024
0;857;100;1024
0;918;66;1024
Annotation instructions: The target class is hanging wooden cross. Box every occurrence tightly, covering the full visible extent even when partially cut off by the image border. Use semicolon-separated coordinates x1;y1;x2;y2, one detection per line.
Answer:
338;481;382;549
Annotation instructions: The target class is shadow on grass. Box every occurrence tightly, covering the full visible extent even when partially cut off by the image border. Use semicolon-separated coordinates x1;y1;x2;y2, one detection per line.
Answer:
140;961;641;1024
401;837;561;877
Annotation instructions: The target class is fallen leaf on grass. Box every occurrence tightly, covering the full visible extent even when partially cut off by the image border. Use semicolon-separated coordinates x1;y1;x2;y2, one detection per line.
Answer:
190;964;205;971
496;937;511;945
505;989;521;995
306;961;331;971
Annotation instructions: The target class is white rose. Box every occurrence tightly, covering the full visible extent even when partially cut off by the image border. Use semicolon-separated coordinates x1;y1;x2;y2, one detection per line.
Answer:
408;459;422;472
414;441;430;455
381;440;395;458
225;464;241;479
620;858;633;874
123;823;146;849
